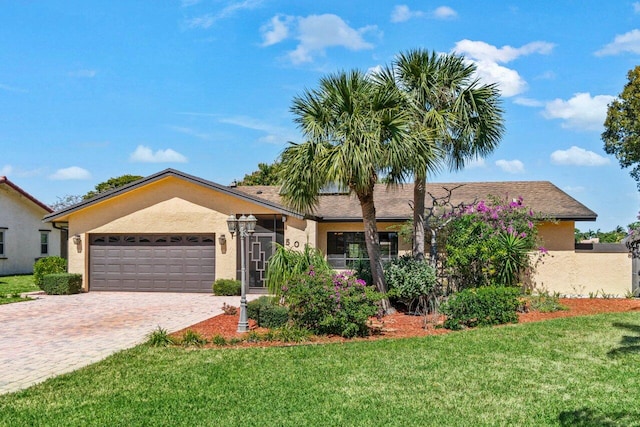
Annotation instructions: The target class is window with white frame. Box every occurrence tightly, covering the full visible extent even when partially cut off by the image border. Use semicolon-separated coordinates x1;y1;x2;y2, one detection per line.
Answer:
40;230;49;255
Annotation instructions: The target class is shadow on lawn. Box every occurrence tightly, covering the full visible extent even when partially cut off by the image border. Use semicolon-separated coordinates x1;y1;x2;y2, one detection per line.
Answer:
607;322;640;357
558;407;640;426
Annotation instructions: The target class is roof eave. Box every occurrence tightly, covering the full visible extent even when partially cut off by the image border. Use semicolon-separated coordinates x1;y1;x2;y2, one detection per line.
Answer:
43;169;306;222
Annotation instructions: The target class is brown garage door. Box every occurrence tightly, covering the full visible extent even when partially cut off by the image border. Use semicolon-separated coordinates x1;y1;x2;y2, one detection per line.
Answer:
89;234;215;292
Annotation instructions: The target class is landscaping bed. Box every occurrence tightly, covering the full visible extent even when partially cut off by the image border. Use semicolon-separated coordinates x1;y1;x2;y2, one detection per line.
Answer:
172;297;640;347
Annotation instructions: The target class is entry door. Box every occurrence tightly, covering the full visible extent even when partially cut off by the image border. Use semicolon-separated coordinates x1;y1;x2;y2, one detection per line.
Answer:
247;232;276;291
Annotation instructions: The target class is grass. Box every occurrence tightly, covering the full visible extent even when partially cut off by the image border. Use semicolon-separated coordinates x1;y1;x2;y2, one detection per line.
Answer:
0;275;38;304
1;312;640;426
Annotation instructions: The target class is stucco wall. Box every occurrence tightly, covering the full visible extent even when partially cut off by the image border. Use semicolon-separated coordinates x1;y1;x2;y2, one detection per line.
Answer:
65;176;282;290
0;185;61;275
533;251;631;297
284;217;317;252
538;221;574;251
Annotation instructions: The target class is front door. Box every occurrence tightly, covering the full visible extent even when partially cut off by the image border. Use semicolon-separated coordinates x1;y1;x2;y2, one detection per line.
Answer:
247;232;276;292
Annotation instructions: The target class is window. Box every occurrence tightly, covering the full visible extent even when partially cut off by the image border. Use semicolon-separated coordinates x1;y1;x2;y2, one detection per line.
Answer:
40;231;49;255
0;229;5;256
326;232;398;268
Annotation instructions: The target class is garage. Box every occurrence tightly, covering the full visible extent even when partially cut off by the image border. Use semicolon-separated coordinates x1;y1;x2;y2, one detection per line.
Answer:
89;234;215;292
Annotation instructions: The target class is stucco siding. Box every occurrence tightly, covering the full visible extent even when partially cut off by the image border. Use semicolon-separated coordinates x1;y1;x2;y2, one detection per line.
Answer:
533;251;631;297
284;217;317;252
0;185;60;275
66;176;280;290
538;221;575;251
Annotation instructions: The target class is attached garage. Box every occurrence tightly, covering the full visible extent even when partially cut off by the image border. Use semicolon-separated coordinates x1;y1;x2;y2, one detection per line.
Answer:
89;234;215;292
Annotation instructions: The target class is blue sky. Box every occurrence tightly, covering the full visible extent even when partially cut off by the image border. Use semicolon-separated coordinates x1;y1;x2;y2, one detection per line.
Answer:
1;1;639;231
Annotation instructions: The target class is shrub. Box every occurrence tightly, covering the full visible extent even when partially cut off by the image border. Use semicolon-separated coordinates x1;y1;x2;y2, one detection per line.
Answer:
384;255;437;313
247;296;289;328
33;256;67;288
212;279;241;296
444;196;547;290
441;286;521;330
265;243;331;297
41;273;82;295
274;324;311;343
528;293;568;313
180;329;207;347
221;303;237;315
146;327;175;347
211;334;228;346
283;269;382;338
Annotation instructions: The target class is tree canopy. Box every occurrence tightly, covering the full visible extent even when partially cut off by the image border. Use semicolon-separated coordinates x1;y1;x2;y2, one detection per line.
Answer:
279;69;426;312
603;65;640;189
237;162;282;186
83;174;143;200
375;49;504;260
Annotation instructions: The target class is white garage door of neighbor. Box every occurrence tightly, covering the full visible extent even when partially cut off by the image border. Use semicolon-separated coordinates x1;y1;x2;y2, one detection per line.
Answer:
89;234;215;292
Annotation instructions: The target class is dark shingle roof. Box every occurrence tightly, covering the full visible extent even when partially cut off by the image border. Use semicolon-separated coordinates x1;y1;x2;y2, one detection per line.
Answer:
238;181;597;222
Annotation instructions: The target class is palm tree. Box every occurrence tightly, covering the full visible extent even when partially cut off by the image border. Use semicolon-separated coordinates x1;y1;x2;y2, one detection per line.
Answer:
378;49;505;261
279;70;427;312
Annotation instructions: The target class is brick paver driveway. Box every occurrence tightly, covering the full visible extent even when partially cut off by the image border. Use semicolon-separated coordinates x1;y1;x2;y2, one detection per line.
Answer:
0;292;250;394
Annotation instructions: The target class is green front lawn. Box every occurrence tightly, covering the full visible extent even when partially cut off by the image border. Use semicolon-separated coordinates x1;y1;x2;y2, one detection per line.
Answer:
0;275;38;304
1;312;640;426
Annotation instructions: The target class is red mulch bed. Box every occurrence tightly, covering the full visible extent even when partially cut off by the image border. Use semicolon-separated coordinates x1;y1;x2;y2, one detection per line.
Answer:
172;298;640;348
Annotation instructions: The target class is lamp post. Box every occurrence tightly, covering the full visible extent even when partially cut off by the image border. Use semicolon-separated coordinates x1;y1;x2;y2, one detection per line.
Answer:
226;213;257;332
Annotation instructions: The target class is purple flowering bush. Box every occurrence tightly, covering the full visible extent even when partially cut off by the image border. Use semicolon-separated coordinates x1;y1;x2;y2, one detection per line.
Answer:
444;196;546;290
282;267;383;338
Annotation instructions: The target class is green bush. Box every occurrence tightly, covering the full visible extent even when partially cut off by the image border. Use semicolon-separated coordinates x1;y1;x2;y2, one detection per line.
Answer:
146;327;175;347
212;279;241;296
247;296;289;328
41;273;82;295
283;269;382;338
384;255;437;312
441;286;521;330
33;256;67;288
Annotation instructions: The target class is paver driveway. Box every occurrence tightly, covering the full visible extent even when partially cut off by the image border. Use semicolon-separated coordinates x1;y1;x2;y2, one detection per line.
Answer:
0;291;252;394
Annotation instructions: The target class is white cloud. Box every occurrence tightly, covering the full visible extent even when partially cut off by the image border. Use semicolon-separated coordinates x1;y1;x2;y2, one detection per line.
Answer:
0;83;27;93
391;5;456;23
0;165;13;176
168;126;213;140
185;0;263;29
465;158;486;169
260;13;377;64
260;15;292;46
129;145;188;163
595;29;640;56
495;159;525;174
564;185;585;193
543;92;615;131
391;5;423;23
433;6;457;19
68;69;97;78
219;115;298;144
513;97;544;107
49;166;92;180
452;40;555;97
550;146;610;166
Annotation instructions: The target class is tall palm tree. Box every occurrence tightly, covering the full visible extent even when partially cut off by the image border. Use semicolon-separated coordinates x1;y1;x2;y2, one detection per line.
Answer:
279;70;427;312
379;49;505;261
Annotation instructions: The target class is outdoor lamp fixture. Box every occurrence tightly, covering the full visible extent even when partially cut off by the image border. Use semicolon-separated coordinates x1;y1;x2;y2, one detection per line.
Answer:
226;213;257;332
218;234;226;245
72;234;82;245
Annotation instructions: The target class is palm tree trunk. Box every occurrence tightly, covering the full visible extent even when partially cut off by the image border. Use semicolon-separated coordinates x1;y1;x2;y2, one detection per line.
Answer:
357;189;393;314
413;173;426;261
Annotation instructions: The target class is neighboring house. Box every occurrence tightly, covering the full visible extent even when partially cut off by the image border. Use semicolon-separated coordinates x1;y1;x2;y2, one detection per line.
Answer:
0;176;62;275
43;168;629;296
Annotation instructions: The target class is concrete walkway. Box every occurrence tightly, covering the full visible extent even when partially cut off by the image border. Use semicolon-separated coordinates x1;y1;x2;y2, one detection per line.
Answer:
0;292;253;395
